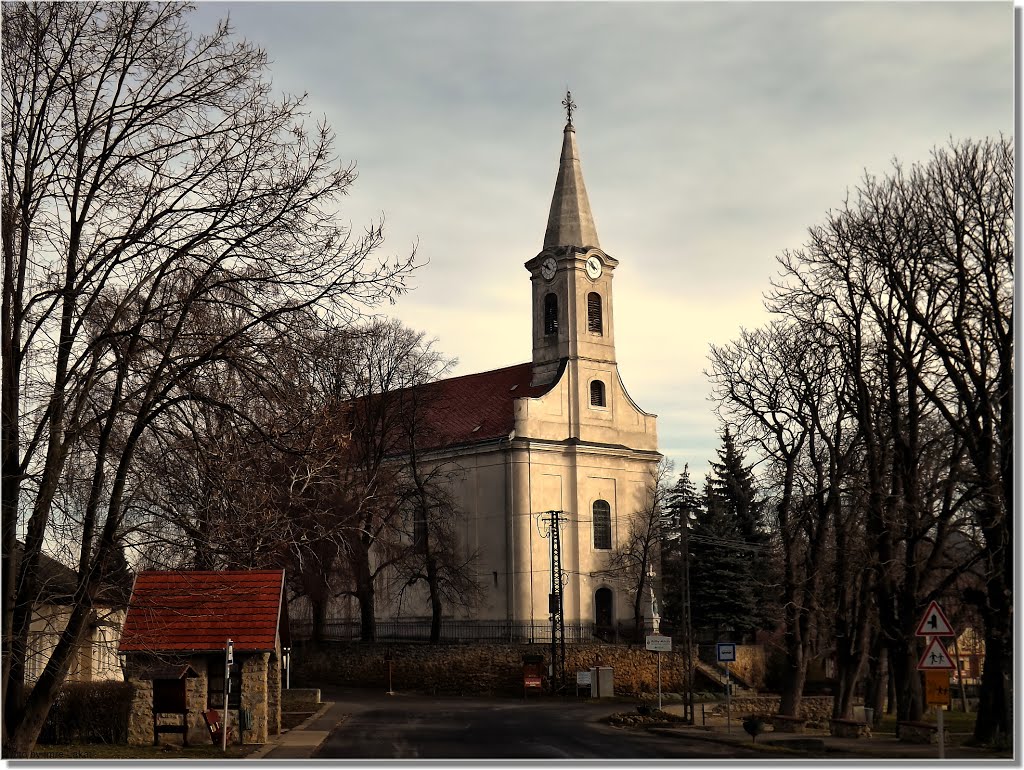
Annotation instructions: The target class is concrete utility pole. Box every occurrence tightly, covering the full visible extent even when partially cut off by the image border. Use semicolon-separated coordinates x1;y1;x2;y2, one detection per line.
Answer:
539;510;567;692
680;513;695;723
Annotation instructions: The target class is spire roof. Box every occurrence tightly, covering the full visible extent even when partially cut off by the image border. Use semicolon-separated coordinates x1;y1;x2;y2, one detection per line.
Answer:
543;116;600;251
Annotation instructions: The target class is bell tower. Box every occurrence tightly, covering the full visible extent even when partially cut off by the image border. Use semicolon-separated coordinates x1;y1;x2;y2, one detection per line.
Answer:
526;92;618;387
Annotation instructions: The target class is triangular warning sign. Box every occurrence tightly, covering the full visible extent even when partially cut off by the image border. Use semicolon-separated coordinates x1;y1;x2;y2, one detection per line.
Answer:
917;637;955;670
915;600;954;637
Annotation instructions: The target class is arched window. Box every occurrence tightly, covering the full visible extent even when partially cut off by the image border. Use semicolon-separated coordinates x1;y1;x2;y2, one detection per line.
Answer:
587;292;603;335
544;293;558;336
413;510;428;552
593;500;611;550
590;380;606;408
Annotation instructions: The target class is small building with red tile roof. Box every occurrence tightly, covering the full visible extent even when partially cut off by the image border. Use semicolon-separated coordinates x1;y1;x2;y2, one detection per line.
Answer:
119;570;288;747
322;110;661;639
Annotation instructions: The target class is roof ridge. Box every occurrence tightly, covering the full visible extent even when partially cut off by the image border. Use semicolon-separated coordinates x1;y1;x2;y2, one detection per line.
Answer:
426;361;530;387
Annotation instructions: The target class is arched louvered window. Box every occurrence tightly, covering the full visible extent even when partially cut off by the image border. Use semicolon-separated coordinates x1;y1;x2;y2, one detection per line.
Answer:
544;293;558;336
587;292;603;335
590;380;606;408
593;500;612;550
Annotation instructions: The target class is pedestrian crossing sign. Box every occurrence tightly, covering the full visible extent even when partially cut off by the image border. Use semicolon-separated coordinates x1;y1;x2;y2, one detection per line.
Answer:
917;637;955;670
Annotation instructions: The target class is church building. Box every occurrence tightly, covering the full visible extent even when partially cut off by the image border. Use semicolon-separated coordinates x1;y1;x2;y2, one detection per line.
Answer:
380;100;662;633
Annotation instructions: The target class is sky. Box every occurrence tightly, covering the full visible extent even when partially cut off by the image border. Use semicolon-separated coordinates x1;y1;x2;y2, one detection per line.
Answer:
191;1;1013;483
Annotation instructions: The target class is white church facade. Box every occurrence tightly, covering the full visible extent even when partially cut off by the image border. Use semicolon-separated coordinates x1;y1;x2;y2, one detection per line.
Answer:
376;104;662;633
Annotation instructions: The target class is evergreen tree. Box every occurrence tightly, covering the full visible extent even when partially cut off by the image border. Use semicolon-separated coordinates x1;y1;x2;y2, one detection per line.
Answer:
659;465;702;629
689;430;779;642
707;428;766;545
689;476;757;641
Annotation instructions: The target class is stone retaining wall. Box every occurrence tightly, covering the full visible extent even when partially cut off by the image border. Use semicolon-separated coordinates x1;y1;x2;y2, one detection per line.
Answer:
293;642;849;719
283;688;321;708
705;695;841;722
294;641;698;696
295;641;786;699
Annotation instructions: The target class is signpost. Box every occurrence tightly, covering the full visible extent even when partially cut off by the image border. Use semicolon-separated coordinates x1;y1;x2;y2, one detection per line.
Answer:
916;602;954;760
576;670;591;697
717;643;737;733
223;638;233;752
646;634;672;710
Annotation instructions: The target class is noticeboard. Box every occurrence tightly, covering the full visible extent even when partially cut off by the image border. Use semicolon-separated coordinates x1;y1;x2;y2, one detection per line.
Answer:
646;634;672;652
924;670;950;706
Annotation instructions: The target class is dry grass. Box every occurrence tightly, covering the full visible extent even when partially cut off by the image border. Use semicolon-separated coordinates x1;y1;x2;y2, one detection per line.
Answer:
31;742;252;759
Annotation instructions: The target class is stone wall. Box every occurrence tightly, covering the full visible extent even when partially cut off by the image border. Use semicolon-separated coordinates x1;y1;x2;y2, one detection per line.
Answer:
184;660;209;745
127;677;153;746
703;695;840;723
268;652;282;736
282;688;321;709
295;641;705;697
240;652;270;744
696;644;766;689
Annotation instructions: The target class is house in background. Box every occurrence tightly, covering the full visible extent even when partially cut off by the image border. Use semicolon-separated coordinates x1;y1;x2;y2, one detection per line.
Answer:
14;542;129;684
951;626;985;686
118;570;290;746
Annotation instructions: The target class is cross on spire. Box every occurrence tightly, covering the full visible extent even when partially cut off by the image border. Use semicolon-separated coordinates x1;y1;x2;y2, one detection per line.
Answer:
562;90;576;128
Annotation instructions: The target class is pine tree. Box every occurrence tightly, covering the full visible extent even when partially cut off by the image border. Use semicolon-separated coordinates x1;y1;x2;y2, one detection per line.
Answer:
689;476;757;640
707;428;766;545
659;465;702;629
688;430;779;642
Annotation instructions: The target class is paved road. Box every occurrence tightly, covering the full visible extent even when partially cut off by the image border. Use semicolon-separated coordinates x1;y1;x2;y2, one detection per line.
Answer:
312;689;765;760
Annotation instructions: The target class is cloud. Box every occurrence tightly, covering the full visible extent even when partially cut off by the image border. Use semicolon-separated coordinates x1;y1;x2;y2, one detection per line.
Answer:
190;0;1011;486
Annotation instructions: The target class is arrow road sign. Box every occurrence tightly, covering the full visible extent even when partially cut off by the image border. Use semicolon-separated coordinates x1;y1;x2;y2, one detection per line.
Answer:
917;637;955;670
915;600;954;637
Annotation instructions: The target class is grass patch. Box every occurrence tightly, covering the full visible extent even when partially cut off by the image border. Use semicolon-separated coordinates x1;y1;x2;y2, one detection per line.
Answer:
877;710;975;732
31;742;251;760
875;710;979;747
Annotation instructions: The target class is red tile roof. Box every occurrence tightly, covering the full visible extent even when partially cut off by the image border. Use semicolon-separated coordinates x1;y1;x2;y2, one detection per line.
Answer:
415;362;554;450
119;570;285;654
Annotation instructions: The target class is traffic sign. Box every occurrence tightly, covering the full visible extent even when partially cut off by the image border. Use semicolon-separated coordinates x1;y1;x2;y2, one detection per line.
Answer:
917;637;955;670
716;643;736;663
646;634;672;652
924;670;951;706
915;601;954;637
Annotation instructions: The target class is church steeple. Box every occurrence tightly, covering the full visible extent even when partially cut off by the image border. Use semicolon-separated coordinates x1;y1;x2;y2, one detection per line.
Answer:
543;91;600;251
526;93;619;388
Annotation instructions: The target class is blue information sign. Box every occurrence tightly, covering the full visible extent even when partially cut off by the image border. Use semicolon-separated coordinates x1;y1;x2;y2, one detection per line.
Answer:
716;643;737;663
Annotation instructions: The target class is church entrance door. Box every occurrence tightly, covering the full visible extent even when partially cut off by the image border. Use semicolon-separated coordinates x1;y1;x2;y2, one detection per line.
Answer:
595;588;613;641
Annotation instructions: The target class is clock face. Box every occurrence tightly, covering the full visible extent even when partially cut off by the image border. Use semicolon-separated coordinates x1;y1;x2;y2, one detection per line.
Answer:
586;256;603;280
541;257;557;281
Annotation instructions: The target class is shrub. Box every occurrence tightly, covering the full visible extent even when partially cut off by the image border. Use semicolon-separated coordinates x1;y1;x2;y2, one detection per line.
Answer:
742;713;767;742
37;681;133;745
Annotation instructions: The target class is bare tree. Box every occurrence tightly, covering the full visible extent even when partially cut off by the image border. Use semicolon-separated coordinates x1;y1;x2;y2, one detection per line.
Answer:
327;320;457;641
393;379;485;643
1;3;413;755
766;138;1007;732
878;139;1013;742
709;321;860;718
603;459;672;641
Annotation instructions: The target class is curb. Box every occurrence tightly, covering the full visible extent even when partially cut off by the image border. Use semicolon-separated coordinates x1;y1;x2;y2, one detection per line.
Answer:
247;701;334;759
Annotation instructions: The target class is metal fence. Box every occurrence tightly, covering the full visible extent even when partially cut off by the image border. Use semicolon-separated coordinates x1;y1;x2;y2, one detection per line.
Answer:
290;618;671;645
